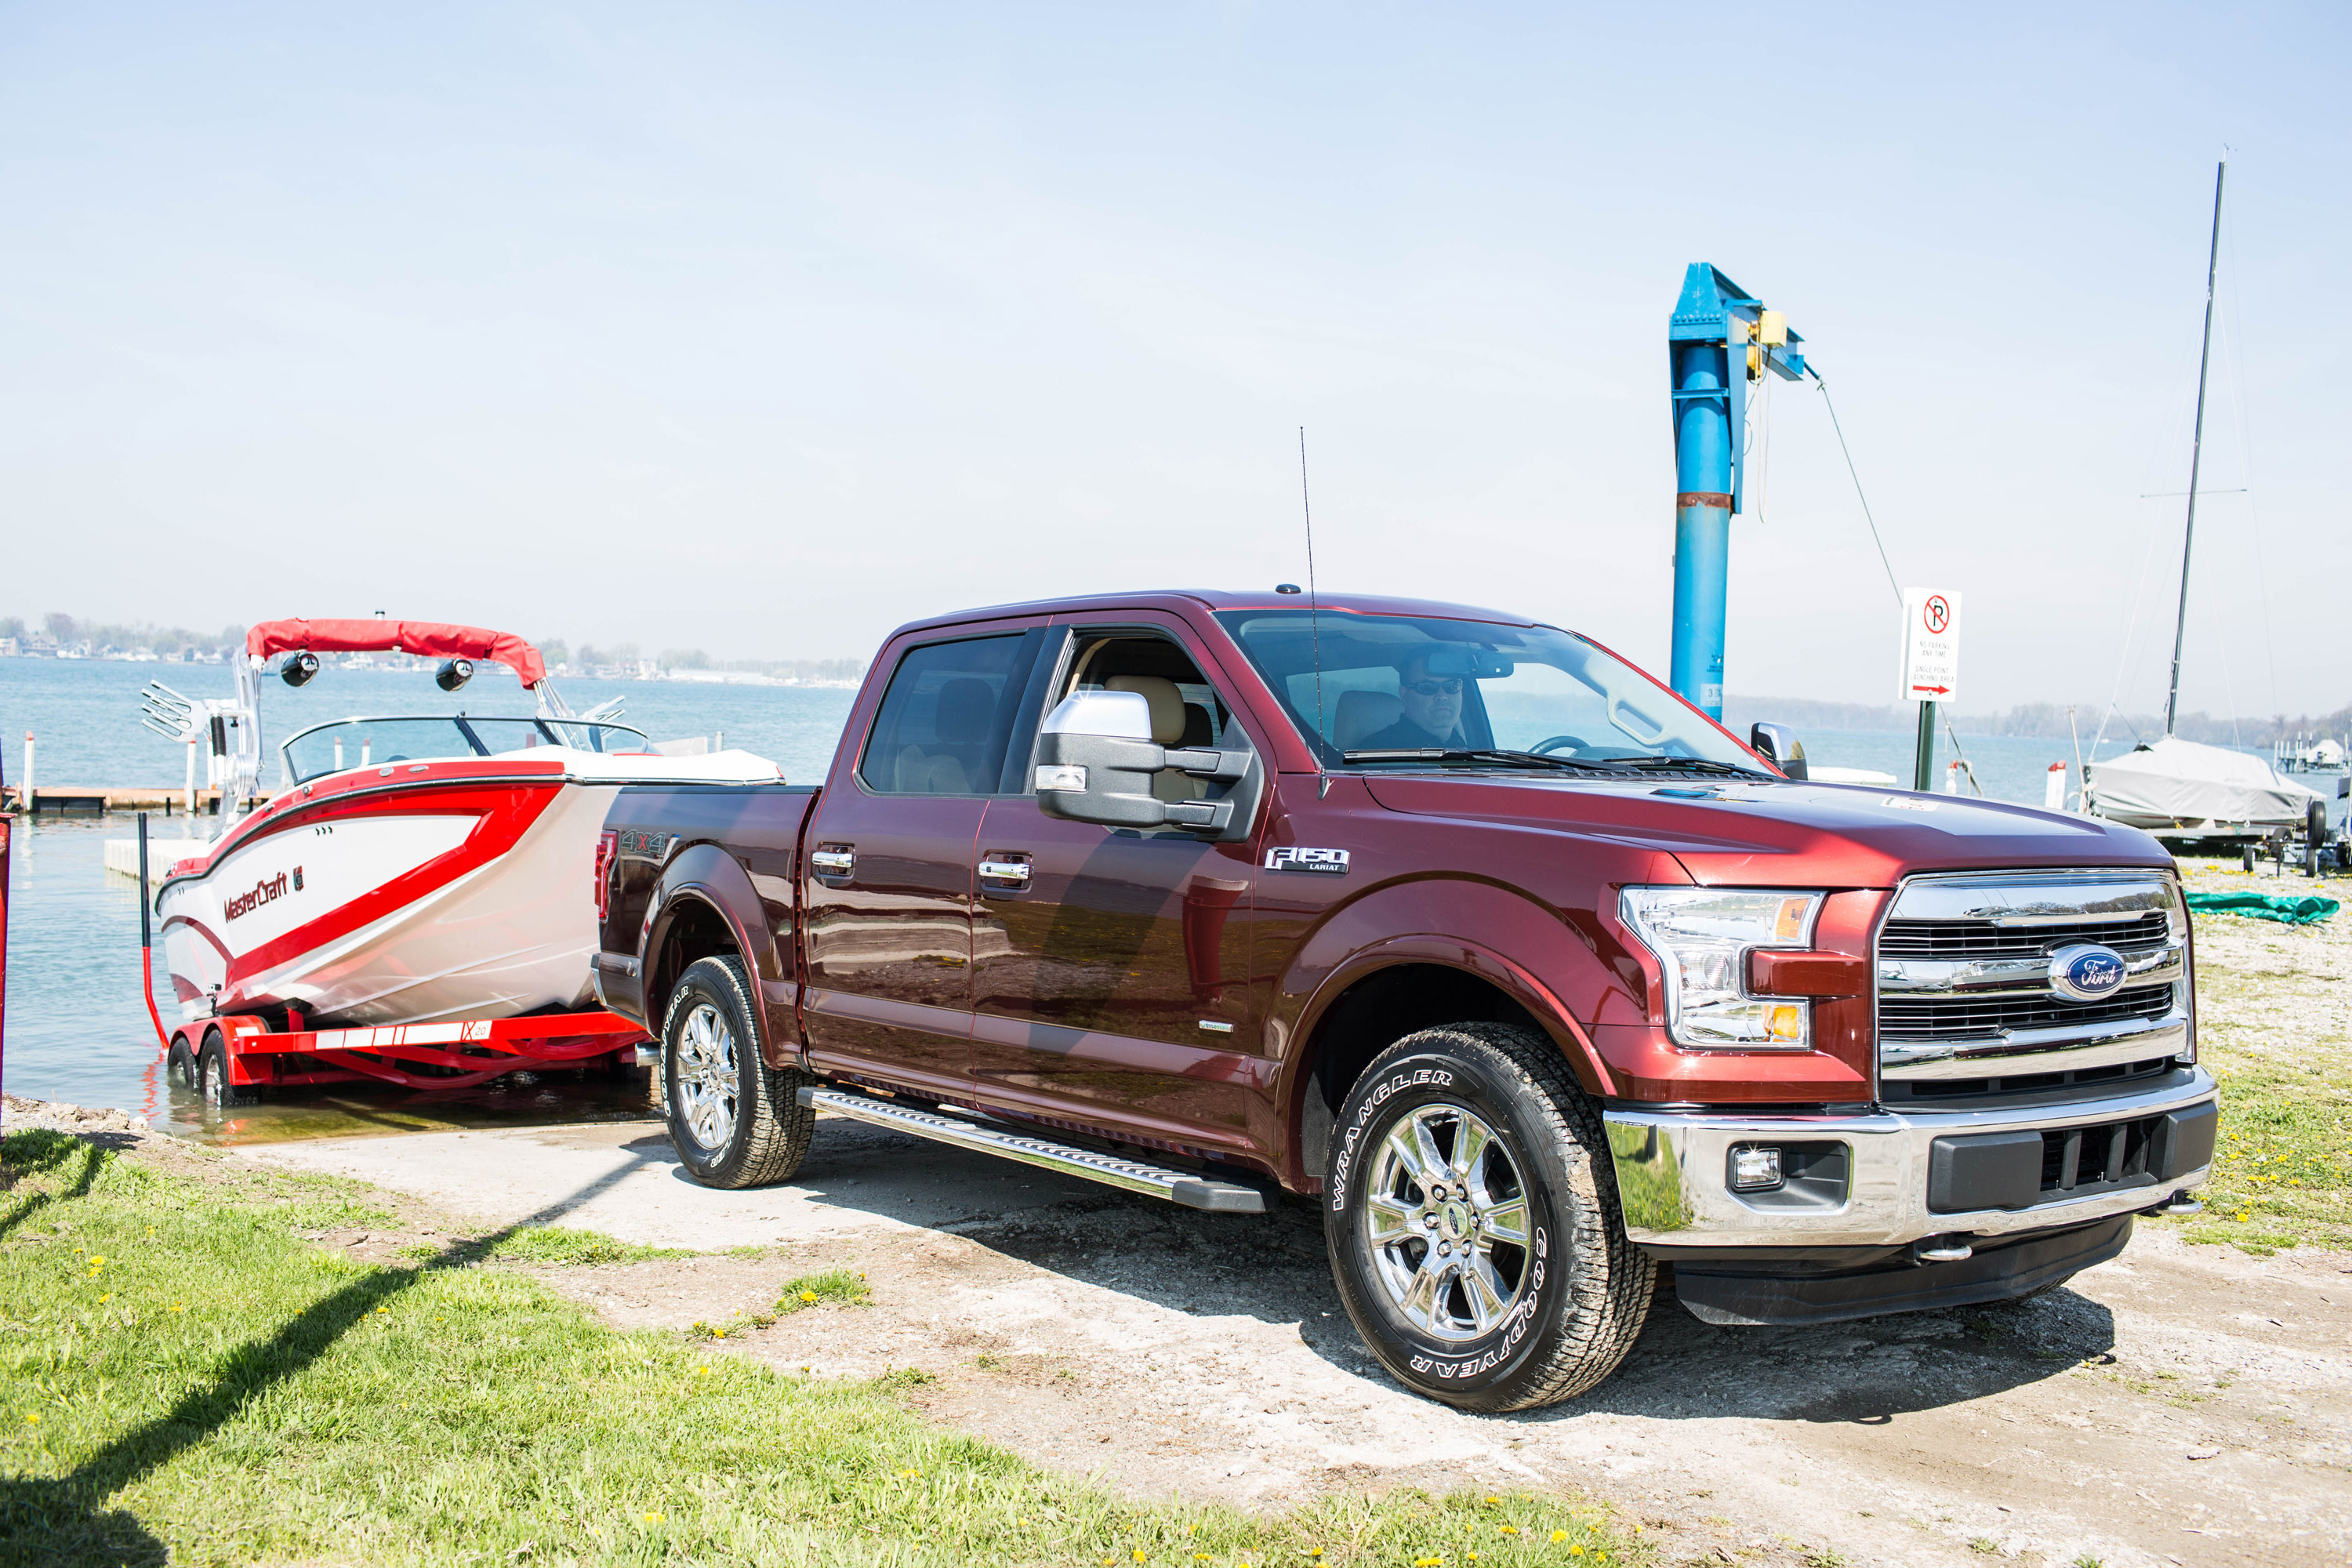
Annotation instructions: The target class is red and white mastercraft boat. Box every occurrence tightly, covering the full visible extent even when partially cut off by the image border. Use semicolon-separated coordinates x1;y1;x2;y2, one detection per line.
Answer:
154;618;780;1032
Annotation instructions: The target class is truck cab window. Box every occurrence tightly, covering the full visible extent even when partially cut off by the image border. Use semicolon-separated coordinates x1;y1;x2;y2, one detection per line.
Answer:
859;634;1033;795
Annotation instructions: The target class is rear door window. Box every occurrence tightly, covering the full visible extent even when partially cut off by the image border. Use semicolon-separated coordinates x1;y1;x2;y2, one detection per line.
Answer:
858;634;1037;795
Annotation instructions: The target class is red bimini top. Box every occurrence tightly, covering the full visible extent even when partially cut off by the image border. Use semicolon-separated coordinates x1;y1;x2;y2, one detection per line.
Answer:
245;619;550;689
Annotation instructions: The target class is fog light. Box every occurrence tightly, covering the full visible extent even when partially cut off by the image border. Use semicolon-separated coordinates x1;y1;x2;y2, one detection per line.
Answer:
1730;1145;1784;1192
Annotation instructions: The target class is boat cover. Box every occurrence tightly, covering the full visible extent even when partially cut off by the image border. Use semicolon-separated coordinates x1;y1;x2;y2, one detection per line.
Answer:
245;619;548;688
2085;735;2322;829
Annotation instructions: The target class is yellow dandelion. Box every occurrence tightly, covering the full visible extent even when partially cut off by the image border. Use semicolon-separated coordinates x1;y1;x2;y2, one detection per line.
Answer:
1134;1551;1149;1563
800;1290;818;1303
644;1512;662;1523
696;1367;711;1377
1499;1525;1519;1535
24;1414;38;1425
1570;1547;1586;1558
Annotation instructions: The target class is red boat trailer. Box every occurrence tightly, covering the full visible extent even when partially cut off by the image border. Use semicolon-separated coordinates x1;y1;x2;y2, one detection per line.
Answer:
162;1010;649;1098
135;814;648;1101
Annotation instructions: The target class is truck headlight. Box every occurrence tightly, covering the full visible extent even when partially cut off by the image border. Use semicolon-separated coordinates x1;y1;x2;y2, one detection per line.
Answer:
1618;887;1824;1048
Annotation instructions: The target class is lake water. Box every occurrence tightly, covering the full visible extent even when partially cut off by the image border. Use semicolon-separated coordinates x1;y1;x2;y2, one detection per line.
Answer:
0;657;2193;1132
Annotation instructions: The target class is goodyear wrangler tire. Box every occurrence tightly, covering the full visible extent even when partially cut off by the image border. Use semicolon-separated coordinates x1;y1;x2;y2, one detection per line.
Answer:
1324;1022;1654;1410
662;956;816;1189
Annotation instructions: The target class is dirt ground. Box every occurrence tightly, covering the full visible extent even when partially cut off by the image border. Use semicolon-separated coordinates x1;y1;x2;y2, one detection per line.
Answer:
191;1094;2340;1568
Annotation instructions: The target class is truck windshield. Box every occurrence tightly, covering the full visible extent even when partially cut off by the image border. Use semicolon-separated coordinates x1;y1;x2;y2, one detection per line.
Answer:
1213;608;1762;775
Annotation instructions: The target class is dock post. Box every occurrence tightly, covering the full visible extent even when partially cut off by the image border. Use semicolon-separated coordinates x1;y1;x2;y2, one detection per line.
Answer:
183;738;198;818
20;732;31;815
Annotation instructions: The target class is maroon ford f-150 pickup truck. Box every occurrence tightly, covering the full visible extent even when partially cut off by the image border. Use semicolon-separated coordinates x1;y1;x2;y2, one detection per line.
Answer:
590;590;2217;1410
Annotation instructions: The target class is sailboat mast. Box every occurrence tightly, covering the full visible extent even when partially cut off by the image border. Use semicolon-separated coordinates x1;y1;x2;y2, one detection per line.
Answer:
2163;158;2227;737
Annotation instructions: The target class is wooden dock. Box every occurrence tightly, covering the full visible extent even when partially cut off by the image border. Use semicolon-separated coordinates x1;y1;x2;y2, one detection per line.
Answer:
0;786;267;817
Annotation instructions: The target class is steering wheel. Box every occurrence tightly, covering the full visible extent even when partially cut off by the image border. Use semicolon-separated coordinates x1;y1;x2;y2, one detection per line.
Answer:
1530;735;1587;756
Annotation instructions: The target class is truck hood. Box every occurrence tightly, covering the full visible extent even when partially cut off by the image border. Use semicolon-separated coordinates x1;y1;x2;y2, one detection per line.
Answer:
1360;773;2172;887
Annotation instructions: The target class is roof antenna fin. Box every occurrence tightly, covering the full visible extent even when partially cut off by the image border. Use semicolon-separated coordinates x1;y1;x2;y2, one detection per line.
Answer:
1299;426;1331;798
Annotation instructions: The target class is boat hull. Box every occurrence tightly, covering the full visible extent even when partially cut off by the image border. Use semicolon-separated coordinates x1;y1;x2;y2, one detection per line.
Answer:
158;771;615;1027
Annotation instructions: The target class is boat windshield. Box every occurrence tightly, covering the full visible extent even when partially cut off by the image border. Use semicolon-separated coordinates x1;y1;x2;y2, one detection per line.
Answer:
1212;608;1762;775
280;716;652;786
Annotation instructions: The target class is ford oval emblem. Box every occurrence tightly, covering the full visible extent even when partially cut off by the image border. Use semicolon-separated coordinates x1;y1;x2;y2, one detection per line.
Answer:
2048;942;2129;1003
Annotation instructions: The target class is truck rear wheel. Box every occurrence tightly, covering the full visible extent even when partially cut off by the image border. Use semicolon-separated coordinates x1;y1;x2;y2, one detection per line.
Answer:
1324;1022;1653;1410
661;956;815;1189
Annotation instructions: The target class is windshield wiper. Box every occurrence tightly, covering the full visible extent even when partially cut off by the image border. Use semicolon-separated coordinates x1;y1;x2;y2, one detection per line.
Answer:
1608;754;1768;777
1340;747;1616;772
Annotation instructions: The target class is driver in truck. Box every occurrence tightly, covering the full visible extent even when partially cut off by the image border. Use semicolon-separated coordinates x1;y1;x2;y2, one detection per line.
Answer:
1359;648;1468;750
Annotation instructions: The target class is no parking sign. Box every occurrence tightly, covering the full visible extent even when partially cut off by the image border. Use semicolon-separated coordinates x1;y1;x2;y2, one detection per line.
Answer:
1899;588;1962;704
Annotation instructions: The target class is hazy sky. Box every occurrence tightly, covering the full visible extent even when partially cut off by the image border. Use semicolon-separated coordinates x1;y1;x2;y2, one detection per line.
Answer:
5;3;2344;717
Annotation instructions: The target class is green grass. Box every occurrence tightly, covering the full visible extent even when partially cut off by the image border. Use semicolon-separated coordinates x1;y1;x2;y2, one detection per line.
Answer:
777;1265;872;1312
472;1225;691;1268
2164;894;2352;1254
0;1130;1645;1566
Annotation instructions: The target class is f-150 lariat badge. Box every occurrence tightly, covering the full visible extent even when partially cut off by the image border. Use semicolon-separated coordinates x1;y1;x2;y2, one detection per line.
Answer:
1265;847;1349;875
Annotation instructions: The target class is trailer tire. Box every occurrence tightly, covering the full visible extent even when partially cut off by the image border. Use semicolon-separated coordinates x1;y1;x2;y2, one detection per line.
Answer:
661;956;815;1189
198;1031;258;1109
1323;1022;1654;1411
168;1039;196;1091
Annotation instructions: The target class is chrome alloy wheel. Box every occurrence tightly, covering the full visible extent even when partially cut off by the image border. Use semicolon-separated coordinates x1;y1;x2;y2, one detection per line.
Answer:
675;1002;741;1153
1361;1103;1532;1341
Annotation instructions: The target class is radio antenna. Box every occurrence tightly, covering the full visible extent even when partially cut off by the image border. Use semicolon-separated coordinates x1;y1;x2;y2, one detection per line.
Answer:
1298;426;1330;793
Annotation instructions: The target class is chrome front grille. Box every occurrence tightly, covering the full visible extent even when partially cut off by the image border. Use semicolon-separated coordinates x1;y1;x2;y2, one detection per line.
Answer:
1878;909;2172;962
1879;982;2175;1042
1875;872;2192;1084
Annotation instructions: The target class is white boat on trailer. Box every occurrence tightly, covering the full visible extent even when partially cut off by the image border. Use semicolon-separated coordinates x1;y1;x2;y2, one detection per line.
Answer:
151;618;781;1051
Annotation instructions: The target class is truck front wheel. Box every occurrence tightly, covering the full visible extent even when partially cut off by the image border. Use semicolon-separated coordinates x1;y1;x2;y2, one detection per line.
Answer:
661;956;815;1189
1324;1022;1653;1410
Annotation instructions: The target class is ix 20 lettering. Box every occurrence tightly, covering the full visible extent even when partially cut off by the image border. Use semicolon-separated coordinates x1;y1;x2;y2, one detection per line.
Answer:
1265;846;1349;874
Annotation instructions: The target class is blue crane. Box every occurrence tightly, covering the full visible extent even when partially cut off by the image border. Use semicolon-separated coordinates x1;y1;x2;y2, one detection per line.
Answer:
1667;264;1809;721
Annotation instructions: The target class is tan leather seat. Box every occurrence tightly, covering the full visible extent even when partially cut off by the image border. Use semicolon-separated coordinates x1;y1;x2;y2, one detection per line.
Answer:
1334;689;1403;750
1107;676;1205;801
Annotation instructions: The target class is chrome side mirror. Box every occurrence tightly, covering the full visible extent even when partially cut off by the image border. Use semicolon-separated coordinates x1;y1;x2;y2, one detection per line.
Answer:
1749;721;1808;781
1033;691;1256;836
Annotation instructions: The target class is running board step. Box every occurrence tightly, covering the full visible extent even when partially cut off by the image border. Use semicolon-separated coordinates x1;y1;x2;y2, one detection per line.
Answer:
797;1087;1265;1213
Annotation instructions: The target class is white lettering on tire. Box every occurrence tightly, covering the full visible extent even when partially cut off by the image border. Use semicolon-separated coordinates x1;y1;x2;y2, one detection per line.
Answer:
1329;1068;1452;1210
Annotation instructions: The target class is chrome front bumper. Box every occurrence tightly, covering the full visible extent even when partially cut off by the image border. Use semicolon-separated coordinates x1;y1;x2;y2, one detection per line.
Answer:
1602;1068;2217;1249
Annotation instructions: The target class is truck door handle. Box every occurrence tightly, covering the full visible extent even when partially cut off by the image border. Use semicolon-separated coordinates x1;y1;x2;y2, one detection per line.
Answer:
978;857;1032;891
809;846;855;879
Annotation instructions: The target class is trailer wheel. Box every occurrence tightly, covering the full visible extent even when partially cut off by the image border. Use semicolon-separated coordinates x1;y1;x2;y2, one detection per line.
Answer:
661;956;815;1189
167;1038;196;1091
1323;1022;1654;1411
198;1031;258;1109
